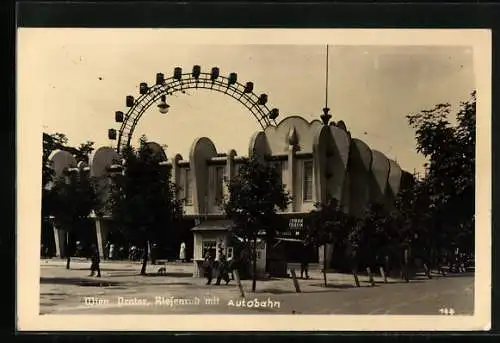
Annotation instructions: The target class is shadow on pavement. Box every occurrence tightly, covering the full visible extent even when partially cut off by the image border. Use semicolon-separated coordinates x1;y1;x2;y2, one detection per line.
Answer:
70;267;136;272
256;284;346;295
43;292;67;296
141;282;194;286
102;272;193;278
310;283;358;289
40;277;124;287
255;288;298;294
436;272;475;278
40;303;57;307
144;272;193;278
375;279;426;284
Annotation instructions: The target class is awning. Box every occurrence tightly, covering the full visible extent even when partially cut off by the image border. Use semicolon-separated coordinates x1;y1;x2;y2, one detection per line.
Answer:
273;237;305;248
190;220;236;232
276;237;305;243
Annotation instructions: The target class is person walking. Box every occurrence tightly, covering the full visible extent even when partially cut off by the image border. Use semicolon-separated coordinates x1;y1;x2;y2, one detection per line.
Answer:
109;243;115;260
129;245;137;260
204;251;214;285
104;241;110;260
89;244;101;277
179;242;186;262
215;253;230;285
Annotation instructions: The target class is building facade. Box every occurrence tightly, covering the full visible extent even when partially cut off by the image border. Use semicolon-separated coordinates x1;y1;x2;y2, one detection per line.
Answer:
45;115;409;274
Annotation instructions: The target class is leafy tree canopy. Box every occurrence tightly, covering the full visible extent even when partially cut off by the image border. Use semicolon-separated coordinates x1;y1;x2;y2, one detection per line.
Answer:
42;132;95;187
403;90;476;252
105;136;183;245
305;197;348;248
224;152;291;242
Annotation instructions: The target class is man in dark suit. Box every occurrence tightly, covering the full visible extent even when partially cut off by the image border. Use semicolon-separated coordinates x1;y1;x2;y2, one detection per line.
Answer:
204;251;214;285
215;253;230;285
89;244;101;277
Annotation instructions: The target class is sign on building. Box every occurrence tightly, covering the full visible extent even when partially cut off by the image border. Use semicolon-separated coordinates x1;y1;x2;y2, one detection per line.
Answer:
278;217;305;237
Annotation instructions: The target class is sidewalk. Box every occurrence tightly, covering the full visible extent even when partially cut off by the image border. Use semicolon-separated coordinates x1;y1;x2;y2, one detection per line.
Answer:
42;257;190;265
40;259;474;315
41;258;404;293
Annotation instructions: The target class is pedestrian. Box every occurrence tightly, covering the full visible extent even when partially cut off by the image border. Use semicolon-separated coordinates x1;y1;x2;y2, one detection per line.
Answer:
76;241;83;257
89;244;101;277
300;243;310;279
129;245;137;260
104;241;110;260
179;241;186;262
215;253;230;285
151;243;158;265
109;243;115;260
203;251;214;285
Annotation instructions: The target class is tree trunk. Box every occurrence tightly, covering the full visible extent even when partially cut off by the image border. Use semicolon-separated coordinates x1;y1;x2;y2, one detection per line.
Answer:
423;246;432;279
265;240;271;273
366;266;375;287
351;250;360;287
140;239;149;275
403;247;410;282
439;248;447;276
384;254;390;278
65;231;71;270
352;268;360;287
423;262;432;279
428;246;434;274
322;244;328;287
379;266;387;283
252;237;257;292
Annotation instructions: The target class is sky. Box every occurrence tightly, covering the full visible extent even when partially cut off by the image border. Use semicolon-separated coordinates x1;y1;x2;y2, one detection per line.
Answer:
18;29;476;174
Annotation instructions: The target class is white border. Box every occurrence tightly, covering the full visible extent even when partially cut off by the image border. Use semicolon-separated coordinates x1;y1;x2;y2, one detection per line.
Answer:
16;28;491;331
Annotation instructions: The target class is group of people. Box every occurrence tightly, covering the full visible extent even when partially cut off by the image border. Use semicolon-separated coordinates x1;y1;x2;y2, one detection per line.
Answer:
103;242;154;262
104;241;136;261
203;251;234;285
87;241;189;278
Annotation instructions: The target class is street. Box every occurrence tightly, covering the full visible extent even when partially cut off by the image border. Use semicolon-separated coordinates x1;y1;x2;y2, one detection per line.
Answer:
40;259;474;315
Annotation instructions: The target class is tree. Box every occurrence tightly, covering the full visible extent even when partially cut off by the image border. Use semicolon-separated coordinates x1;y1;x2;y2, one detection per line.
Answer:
224;152;291;292
42;133;97;260
42;132;95;191
42;132;68;188
49;168;98;269
345;215;363;286
74;141;95;164
305;197;347;287
356;202;392;284
406;91;476;261
105;137;183;275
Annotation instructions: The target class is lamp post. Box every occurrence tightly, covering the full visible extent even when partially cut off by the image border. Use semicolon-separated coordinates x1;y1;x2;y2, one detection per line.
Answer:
157;95;170;114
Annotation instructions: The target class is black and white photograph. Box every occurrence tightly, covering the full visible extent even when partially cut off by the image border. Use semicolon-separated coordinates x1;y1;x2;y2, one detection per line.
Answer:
17;29;491;331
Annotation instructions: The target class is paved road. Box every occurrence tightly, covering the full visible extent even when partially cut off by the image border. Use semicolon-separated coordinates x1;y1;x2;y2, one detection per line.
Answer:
40;259;474;315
